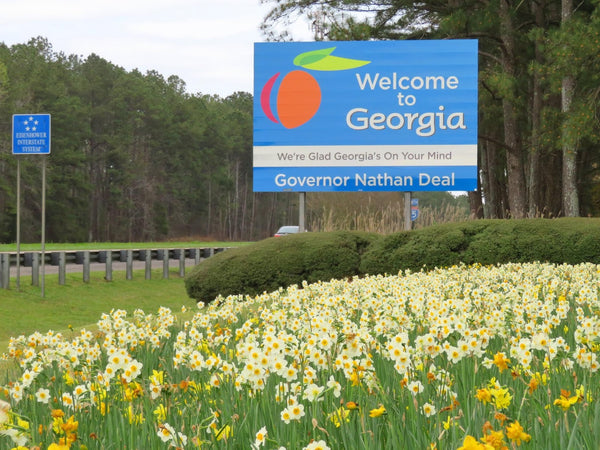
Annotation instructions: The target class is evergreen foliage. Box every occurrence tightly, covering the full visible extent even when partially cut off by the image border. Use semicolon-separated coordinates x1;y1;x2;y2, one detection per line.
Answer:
184;230;378;304
262;0;600;218
0;38;270;243
360;218;600;274
185;218;600;304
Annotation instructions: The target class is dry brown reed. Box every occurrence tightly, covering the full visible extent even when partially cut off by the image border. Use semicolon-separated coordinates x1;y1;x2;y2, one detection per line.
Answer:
306;192;470;234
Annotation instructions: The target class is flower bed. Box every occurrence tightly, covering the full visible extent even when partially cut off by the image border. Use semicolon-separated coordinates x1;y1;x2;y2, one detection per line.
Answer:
2;262;599;449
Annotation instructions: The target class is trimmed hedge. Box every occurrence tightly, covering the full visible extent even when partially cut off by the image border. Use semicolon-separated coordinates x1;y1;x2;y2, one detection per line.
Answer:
185;218;600;304
185;231;379;304
359;218;600;274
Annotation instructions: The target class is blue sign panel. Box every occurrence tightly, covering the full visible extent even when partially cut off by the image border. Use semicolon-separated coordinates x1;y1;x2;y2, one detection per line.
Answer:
253;40;478;192
411;198;419;221
12;114;51;155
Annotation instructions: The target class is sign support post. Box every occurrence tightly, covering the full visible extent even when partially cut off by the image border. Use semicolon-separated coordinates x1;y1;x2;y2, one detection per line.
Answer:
12;113;51;297
41;156;47;297
299;193;306;232
16;158;21;290
404;192;412;231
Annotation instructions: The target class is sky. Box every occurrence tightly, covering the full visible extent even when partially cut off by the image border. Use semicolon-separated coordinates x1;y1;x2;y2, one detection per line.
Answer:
1;0;313;98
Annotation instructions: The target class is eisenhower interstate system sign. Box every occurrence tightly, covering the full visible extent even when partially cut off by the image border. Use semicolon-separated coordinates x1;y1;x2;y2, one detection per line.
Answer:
253;40;478;192
12;114;51;155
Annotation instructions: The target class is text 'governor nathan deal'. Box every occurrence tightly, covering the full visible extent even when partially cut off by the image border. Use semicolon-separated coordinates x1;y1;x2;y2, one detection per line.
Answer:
252;40;478;193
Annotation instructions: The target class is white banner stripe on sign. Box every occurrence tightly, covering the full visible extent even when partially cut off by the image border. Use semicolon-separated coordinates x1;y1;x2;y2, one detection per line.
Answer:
253;145;477;167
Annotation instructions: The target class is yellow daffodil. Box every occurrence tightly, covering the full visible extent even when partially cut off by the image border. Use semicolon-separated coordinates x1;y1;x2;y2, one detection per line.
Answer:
15;417;29;430
150;370;164;385
492;352;510;372
349;370;361;386
63;372;74;386
345;401;359;410
153;404;167;422
457;435;494;450
476;388;492;404
527;377;539;394
126;404;145;425
443;417;452;430
490;387;512;410
47;444;69;450
215;424;232;441
553;389;580;410
575;385;591;402
481;422;507;450
328;407;350;427
369;404;386;418
505;421;531;446
60;415;78;434
493;412;508;426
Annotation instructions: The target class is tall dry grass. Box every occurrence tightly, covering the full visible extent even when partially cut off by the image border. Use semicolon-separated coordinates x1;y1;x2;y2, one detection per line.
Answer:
306;192;470;234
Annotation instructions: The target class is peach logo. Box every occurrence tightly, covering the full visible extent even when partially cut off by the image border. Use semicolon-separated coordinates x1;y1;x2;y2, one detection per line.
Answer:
260;47;370;129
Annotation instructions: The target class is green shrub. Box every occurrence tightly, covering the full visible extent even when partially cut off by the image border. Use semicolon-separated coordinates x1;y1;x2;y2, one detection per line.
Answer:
186;218;600;304
360;218;600;274
184;231;379;304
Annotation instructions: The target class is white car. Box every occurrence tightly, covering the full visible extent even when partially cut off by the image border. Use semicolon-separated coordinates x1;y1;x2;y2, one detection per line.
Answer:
274;226;300;237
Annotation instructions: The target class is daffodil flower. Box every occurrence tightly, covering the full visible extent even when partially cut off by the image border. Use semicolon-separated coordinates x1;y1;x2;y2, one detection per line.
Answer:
369;404;386;418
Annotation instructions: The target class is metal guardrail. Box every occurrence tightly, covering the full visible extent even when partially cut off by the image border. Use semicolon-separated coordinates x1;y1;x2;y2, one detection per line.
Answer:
0;247;228;289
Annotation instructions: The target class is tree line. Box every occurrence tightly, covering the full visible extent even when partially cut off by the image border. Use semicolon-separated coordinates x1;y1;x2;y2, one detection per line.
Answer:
0;37;300;243
263;0;600;219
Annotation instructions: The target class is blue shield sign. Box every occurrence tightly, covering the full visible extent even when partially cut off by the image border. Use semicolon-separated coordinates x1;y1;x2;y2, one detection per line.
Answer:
411;198;419;221
13;114;51;155
254;40;478;192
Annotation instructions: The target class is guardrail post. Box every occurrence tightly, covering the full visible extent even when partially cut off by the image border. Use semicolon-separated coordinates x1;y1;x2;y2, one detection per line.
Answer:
126;250;133;280
31;252;39;286
0;253;6;289
145;250;152;280
83;251;90;283
162;250;169;279
105;251;112;281
0;247;224;288
179;249;185;277
58;252;66;285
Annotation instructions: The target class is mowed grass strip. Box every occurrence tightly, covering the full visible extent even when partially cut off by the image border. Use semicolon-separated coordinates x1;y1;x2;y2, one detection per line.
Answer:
0;269;197;354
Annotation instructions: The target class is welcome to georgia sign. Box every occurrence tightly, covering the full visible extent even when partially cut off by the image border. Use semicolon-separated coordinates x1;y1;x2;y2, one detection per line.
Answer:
253;40;478;192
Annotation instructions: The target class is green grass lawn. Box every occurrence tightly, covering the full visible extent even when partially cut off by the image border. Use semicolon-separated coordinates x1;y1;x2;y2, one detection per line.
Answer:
0;269;197;354
0;240;253;355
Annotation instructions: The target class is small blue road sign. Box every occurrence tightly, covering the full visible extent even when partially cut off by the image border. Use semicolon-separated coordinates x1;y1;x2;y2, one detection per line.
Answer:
12;114;51;155
411;198;419;221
